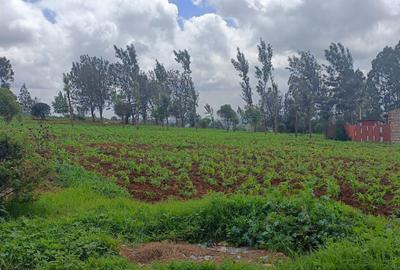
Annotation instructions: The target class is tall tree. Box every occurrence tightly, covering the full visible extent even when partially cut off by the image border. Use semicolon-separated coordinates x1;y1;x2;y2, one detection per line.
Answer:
367;40;400;114
69;55;113;122
232;48;253;107
283;92;300;135
324;43;365;123
52;91;69;116
62;73;75;122
243;106;262;132
204;103;214;126
0;57;14;89
168;69;186;126
265;81;282;133
217;104;238;131
96;58;114;121
137;71;150;124
151;60;171;126
113;44;140;124
31;103;50;120
18;83;33;114
113;96;132;124
287;51;322;136
255;39;273;130
174;49;198;127
0;88;20;123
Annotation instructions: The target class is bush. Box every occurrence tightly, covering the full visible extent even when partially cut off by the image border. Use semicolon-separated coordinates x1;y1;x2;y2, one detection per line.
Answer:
0;88;20;123
2;163;398;269
198;118;211;128
31;102;51;119
0;136;25;203
139;194;360;254
0;133;52;217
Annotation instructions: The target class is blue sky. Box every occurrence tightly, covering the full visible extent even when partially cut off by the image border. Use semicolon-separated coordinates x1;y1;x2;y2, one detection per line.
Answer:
169;0;214;19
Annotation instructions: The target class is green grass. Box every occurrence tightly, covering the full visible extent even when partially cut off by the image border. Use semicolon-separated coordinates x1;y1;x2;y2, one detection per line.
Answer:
1;163;398;269
1;120;400;269
43;121;400;215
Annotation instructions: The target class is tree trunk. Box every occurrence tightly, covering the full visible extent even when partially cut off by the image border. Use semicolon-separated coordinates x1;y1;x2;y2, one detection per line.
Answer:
66;90;74;125
99;106;103;122
295;112;298;137
308;114;312;138
274;112;278;133
90;106;95;122
142;109;147;124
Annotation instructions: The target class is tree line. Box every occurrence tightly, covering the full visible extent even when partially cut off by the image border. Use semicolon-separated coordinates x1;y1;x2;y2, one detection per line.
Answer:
1;39;400;135
228;39;400;135
52;45;198;128
0;57;51;121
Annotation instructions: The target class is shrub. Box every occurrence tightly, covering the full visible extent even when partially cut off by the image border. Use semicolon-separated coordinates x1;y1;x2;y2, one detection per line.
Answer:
0;136;25;203
31;102;51;119
0;88;20;123
0;133;52;216
140;194;360;254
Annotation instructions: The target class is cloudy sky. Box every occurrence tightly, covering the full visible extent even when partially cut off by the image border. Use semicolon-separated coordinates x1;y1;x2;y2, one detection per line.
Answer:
1;0;400;116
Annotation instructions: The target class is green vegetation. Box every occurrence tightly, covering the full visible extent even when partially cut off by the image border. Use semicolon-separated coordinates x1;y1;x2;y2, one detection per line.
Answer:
31;102;51;120
0;88;20;123
55;123;400;215
1;120;400;269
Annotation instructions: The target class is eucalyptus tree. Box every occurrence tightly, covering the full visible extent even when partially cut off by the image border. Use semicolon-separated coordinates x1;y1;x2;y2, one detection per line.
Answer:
62;73;75;121
18;83;33;114
367;40;400;114
168;69;186;126
255;39;273;131
137;71;150;124
174;49;198;127
113;97;132;124
0;57;14;89
0;87;20;123
52;91;69;116
113;44;140;124
324;43;365;123
217;104;239;131
152;61;171;126
204;103;214;126
287;51;322;136
69;55;113;122
283;92;300;135
265;82;282;133
232;48;253;107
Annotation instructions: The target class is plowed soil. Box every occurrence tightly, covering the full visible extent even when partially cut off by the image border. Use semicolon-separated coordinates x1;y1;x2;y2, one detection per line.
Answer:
120;241;287;266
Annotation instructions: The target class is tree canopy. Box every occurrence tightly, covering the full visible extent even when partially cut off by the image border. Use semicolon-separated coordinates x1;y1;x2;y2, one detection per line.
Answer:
0;57;14;89
0;88;20;123
31;102;50;120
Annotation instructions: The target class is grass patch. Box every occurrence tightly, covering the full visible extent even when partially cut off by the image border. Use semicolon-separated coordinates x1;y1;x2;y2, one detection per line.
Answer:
1;164;399;269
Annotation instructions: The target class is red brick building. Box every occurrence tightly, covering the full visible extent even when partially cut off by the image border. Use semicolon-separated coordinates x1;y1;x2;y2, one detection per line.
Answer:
345;120;390;142
343;108;400;143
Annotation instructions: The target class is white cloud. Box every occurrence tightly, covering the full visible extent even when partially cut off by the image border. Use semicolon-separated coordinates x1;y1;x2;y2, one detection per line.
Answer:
0;0;399;116
192;0;204;6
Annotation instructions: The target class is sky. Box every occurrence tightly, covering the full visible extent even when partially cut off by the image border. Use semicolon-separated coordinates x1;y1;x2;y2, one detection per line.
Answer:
1;0;400;117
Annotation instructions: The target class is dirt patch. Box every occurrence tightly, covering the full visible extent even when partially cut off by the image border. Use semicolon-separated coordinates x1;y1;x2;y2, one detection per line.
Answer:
120;241;287;266
123;180;181;202
313;185;327;197
62;143;399;217
271;179;284;186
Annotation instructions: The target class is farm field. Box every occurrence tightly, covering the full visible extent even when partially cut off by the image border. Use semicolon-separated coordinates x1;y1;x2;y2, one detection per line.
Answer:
1;120;400;269
58;122;400;215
